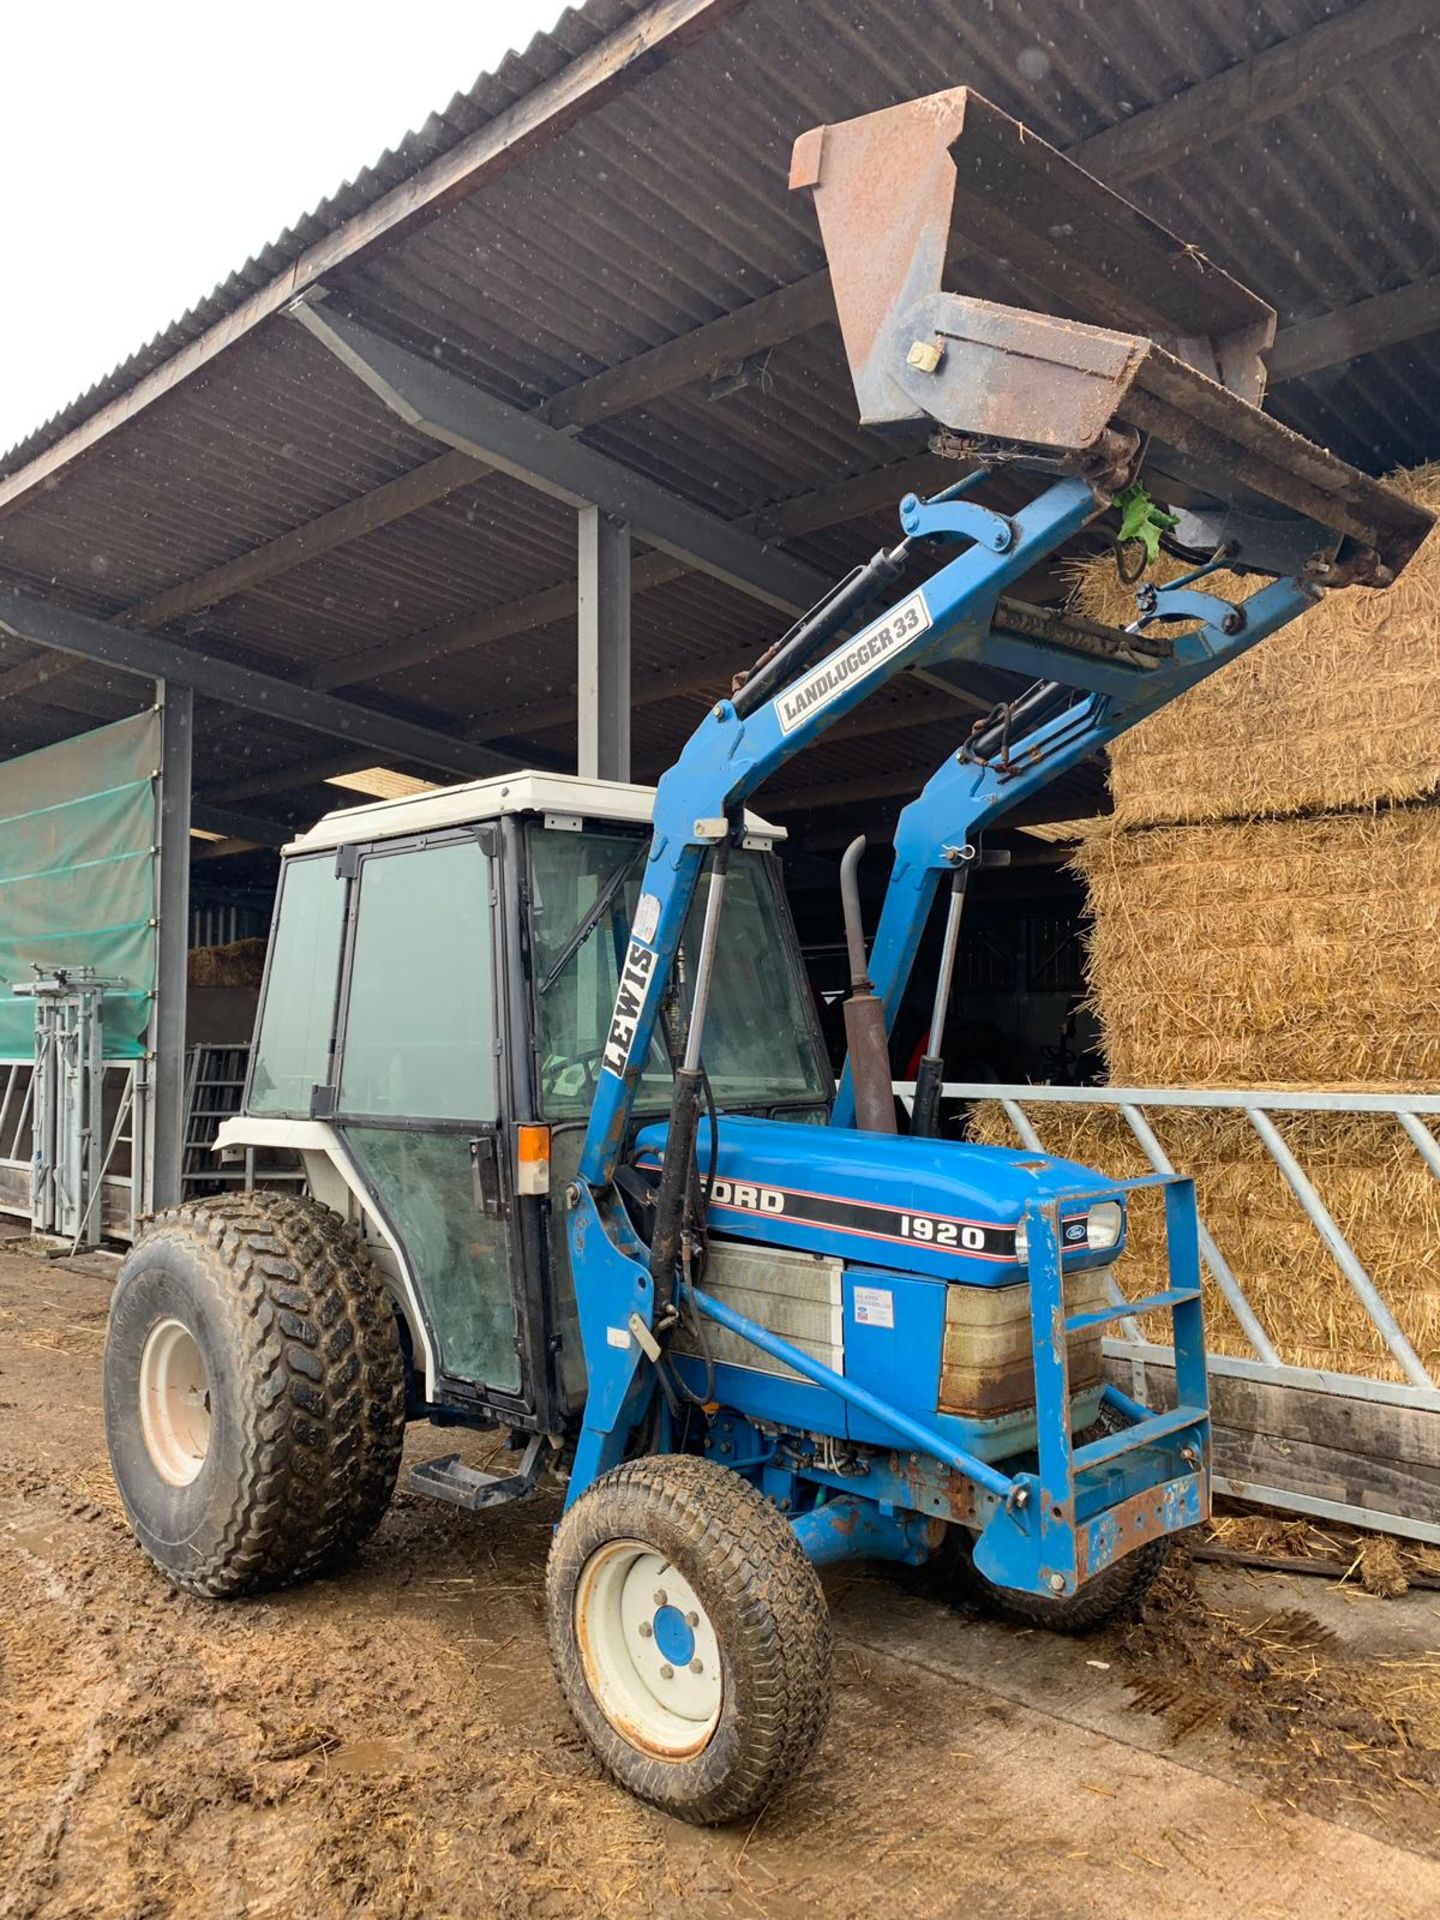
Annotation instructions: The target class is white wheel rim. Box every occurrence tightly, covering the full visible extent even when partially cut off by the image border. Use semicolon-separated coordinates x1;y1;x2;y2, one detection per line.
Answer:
574;1539;724;1760
138;1318;212;1486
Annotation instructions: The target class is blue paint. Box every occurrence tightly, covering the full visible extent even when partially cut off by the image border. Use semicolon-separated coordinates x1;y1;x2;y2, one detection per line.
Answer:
790;1498;934;1567
633;1114;1123;1285
652;1605;696;1666
555;471;1322;1600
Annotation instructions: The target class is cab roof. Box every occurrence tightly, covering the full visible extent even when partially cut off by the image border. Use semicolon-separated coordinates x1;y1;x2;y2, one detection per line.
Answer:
284;770;786;855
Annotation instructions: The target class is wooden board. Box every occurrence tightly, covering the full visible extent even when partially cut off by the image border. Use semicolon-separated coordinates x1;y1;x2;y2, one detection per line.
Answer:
1105;1341;1440;1543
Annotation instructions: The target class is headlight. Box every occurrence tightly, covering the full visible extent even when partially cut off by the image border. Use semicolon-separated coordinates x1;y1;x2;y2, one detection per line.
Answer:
1087;1200;1123;1250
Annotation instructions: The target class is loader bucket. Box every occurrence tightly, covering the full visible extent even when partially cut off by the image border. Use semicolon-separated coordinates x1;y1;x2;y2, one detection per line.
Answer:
792;89;1432;584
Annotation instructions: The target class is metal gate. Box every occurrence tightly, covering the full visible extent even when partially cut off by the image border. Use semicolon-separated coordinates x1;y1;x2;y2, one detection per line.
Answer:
901;1079;1440;1546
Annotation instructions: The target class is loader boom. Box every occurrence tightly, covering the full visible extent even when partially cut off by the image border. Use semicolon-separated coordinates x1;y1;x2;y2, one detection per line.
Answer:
830;561;1319;1127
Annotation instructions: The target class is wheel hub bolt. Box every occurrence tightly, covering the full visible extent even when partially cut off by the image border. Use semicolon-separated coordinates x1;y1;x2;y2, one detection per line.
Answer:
659;1663;674;1680
686;1611;699;1628
653;1589;668;1607
690;1658;704;1675
638;1621;654;1638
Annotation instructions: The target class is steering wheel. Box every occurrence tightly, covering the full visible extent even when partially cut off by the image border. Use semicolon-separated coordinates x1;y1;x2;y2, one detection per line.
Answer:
542;1047;606;1105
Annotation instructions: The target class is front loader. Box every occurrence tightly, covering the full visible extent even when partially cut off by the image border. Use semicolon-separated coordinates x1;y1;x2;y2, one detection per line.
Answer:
102;89;1431;1825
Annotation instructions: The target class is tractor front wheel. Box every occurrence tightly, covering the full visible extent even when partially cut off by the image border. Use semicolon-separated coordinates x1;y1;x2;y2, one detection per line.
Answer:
103;1192;405;1598
546;1455;832;1824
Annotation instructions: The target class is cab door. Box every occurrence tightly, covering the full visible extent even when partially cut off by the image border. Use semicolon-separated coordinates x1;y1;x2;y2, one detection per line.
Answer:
329;828;528;1412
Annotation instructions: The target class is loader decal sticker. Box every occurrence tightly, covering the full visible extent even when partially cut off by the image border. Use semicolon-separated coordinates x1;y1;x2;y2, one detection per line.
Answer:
773;591;931;734
601;938;659;1079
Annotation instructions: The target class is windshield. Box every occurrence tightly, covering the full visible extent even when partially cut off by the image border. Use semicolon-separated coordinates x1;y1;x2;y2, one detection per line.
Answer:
528;825;832;1119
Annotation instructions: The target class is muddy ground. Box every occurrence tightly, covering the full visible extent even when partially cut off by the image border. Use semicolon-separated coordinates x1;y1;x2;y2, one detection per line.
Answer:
3;1245;1439;1920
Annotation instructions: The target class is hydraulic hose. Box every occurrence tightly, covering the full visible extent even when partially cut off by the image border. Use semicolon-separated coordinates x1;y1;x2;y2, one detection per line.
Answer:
732;545;909;719
733;466;993;722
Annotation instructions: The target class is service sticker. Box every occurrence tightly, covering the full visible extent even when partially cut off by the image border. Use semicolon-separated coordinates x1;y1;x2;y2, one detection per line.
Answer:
852;1285;895;1329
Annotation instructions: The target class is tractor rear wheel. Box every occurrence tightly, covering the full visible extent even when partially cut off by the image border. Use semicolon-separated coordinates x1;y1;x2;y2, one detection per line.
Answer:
546;1455;832;1824
934;1525;1169;1633
104;1191;405;1598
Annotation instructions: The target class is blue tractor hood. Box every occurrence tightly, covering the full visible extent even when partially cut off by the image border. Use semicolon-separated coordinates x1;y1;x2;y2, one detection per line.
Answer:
632;1113;1123;1286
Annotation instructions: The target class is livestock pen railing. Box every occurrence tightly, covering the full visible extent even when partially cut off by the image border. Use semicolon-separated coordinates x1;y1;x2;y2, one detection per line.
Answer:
895;1080;1440;1545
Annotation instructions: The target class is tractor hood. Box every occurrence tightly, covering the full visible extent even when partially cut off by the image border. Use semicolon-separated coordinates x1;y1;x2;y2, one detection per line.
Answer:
632;1113;1124;1286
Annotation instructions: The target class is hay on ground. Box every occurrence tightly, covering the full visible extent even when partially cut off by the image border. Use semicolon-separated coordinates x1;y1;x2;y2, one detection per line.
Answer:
1065;463;1440;829
968;1102;1440;1383
1072;804;1440;1089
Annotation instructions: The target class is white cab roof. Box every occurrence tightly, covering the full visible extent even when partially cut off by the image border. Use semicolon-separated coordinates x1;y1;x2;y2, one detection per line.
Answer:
285;770;785;854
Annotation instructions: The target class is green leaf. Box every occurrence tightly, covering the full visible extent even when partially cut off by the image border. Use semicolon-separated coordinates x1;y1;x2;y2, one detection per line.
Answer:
1113;483;1179;567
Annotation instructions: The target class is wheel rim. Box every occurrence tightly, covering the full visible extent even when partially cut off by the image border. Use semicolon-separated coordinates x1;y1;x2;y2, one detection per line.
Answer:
574;1538;724;1760
138;1318;212;1486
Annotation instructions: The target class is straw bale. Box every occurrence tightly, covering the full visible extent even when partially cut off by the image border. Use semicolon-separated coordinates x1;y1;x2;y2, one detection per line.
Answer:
187;936;268;989
1073;804;1440;1088
1066;464;1440;828
969;1102;1440;1384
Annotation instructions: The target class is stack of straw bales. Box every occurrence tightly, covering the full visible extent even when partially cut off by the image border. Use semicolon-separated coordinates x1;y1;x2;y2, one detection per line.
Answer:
973;466;1440;1380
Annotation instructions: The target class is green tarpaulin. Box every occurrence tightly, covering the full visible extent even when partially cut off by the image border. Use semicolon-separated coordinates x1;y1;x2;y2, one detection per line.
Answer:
0;709;160;1060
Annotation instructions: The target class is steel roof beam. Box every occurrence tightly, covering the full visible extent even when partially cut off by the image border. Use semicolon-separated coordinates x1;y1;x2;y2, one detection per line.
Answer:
310;455;958;694
190;802;295;847
1268;272;1440;385
0;0;748;519
1077;0;1434;186
0;583;525;782
291;301;834;617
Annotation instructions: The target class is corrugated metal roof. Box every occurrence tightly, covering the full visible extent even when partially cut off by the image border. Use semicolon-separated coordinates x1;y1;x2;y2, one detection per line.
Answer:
0;0;653;478
1;0;1436;841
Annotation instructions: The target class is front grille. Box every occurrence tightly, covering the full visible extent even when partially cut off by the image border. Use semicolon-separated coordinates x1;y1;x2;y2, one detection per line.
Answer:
671;1240;844;1382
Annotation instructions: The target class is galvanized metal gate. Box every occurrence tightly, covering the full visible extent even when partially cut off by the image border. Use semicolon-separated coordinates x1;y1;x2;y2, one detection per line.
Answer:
900;1079;1440;1546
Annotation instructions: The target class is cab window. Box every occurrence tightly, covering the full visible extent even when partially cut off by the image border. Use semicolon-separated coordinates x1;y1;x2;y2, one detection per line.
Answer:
528;825;830;1118
338;837;496;1121
248;854;345;1115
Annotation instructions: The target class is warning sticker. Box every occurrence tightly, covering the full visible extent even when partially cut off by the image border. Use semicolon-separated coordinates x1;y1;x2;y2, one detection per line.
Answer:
601;938;659;1079
852;1285;895;1329
773;591;931;735
632;891;661;943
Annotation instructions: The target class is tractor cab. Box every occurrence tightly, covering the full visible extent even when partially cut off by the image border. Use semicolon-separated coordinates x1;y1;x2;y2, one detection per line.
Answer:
224;772;832;1430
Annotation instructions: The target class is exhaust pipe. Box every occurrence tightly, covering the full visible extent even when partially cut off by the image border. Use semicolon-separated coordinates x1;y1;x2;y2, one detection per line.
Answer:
839;838;897;1135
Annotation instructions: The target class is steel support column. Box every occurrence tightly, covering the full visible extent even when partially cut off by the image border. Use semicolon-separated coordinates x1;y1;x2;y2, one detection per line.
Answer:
577;508;631;781
150;681;192;1211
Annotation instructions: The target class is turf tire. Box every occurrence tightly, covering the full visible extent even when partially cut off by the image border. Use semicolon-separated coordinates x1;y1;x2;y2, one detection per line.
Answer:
935;1525;1169;1633
547;1455;832;1824
934;1401;1172;1632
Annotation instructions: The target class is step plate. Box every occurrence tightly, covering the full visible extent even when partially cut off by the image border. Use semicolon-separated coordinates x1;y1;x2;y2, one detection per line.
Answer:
410;1436;543;1512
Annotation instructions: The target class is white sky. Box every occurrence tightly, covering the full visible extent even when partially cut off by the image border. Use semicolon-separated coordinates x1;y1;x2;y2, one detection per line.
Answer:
0;0;567;458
